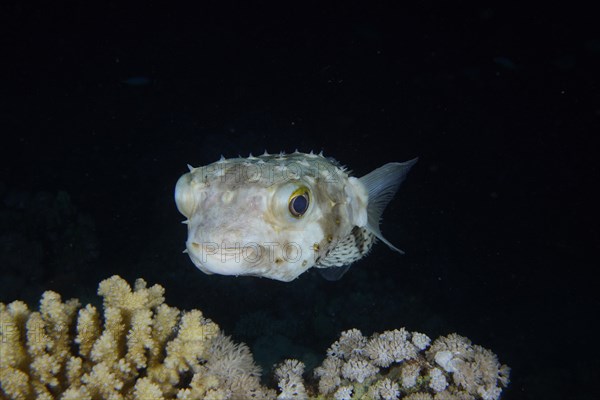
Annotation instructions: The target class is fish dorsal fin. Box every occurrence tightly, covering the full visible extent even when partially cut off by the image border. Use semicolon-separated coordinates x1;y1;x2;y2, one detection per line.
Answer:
359;158;418;254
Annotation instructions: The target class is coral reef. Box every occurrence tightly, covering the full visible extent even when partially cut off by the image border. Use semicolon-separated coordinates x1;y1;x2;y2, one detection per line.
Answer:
0;275;510;399
0;275;271;399
311;328;510;400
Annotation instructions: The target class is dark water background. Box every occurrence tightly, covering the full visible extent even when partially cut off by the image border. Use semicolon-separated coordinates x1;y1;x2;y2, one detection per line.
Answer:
1;2;598;399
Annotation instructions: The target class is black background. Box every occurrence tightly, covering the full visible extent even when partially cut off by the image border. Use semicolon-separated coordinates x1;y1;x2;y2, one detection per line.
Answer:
1;2;598;399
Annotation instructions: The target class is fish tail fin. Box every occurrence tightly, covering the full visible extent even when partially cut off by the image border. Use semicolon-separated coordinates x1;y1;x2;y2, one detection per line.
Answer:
359;158;418;253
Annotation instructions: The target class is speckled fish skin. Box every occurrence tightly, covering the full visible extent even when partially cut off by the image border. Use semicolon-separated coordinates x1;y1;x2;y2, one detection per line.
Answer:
175;151;417;282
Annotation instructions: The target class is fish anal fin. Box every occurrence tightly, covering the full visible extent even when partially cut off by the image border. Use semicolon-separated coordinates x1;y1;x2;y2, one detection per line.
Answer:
318;265;352;281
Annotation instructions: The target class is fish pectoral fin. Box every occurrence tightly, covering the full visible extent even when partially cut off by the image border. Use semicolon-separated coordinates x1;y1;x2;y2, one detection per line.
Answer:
360;158;418;254
317;265;352;281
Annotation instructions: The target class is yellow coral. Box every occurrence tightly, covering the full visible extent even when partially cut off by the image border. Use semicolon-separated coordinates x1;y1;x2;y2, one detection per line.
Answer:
0;275;222;399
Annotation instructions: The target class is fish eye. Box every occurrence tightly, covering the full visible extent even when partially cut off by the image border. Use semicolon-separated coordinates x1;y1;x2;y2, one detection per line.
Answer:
288;187;310;218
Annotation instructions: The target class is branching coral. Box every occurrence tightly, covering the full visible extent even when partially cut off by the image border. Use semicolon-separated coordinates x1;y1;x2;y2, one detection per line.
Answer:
0;275;510;399
0;275;273;400
275;359;306;398
312;329;510;400
426;334;511;400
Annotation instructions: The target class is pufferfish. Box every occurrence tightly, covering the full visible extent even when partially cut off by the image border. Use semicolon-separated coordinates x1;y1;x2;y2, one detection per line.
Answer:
175;151;417;282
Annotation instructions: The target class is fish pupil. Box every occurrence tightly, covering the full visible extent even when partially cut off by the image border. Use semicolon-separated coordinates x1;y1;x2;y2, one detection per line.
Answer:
289;194;309;217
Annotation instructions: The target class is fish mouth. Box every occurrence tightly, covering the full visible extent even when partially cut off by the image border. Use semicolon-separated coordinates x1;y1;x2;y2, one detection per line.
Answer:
186;240;262;276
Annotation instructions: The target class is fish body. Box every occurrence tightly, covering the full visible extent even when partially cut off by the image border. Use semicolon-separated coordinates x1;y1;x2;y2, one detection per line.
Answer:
175;151;417;282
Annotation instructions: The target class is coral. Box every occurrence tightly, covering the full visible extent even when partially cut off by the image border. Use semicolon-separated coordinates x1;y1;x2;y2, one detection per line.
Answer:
310;328;510;400
400;361;421;389
275;359;306;398
426;334;510;400
367;378;400;399
342;358;379;383
314;355;343;394
428;368;448;392
334;385;354;400
0;275;273;400
0;275;510;399
364;328;421;367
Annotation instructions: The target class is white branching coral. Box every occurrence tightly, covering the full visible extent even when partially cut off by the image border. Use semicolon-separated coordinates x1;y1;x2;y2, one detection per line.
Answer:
404;394;433;400
312;328;509;400
275;359;306;399
400;361;421;389
364;328;421;367
367;377;400;400
327;328;367;359
341;357;378;383
333;385;354;400
429;367;449;392
204;332;271;398
314;355;343;394
206;333;261;376
427;334;510;400
412;332;432;351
